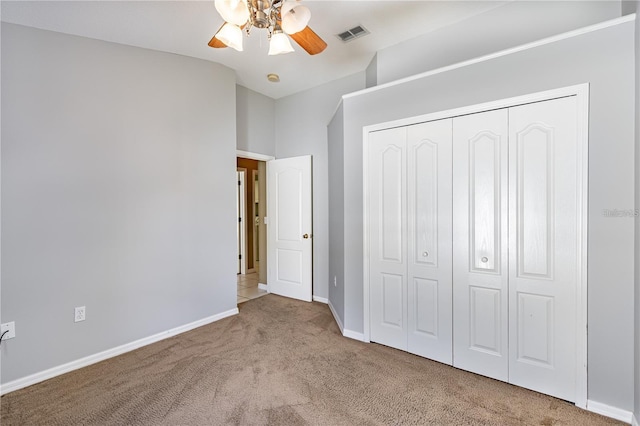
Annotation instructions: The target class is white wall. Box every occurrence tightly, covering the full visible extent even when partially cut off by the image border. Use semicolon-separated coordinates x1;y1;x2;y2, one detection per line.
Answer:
376;0;621;85
274;73;365;301
236;85;275;156
1;24;238;384
332;19;635;412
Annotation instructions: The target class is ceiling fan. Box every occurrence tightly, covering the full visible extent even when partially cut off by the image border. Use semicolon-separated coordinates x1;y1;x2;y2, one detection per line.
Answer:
208;0;327;55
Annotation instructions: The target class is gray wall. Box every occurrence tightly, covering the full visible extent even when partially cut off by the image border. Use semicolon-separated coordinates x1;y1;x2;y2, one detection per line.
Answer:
236;85;273;284
327;103;345;326
365;54;377;89
633;2;640;423
274;73;365;301
1;24;238;384
333;20;635;411
376;1;621;85
236;85;275;157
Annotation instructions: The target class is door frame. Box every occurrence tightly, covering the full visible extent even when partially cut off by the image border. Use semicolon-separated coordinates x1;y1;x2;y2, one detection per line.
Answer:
252;169;260;270
362;83;589;408
237;169;247;275
237;150;275;283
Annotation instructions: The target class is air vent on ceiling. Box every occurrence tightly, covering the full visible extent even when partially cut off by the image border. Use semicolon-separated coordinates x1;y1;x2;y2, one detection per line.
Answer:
336;25;369;43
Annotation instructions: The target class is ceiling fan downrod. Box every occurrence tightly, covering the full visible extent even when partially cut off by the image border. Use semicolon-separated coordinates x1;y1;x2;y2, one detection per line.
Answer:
247;0;284;31
250;0;270;28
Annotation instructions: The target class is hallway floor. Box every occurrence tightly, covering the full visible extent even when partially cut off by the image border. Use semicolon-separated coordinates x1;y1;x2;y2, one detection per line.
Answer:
237;270;267;304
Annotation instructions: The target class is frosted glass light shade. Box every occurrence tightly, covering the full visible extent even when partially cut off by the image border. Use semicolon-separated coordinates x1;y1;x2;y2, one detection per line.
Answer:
280;1;296;16
268;32;294;55
217;23;244;51
281;5;310;35
215;0;249;26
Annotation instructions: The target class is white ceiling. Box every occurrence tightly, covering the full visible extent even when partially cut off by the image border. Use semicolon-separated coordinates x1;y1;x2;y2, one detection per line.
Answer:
0;1;507;99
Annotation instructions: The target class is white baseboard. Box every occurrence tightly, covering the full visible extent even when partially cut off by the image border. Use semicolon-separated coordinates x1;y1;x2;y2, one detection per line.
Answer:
326;300;365;342
327;300;344;333
0;308;239;396
258;283;268;291
587;400;633;424
313;295;328;304
343;329;366;342
632;413;638;426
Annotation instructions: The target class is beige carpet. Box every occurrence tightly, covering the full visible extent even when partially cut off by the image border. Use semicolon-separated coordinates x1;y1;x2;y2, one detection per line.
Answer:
1;295;622;425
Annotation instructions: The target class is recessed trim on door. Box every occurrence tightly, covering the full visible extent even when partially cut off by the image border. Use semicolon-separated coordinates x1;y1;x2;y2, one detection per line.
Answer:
362;83;589;408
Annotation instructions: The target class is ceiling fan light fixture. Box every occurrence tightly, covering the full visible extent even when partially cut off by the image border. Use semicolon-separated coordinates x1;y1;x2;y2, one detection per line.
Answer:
216;22;244;51
281;5;310;35
209;0;326;55
280;0;296;16
215;0;249;26
268;31;294;55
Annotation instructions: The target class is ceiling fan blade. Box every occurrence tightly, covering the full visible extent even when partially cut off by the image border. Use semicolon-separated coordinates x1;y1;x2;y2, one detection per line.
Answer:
290;26;327;55
208;24;228;48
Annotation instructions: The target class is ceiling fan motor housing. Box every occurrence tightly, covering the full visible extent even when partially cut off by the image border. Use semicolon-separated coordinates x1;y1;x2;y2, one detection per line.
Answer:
250;0;271;28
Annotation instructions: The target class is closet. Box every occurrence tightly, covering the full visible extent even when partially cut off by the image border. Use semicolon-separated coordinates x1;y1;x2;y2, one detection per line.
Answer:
368;119;453;365
366;92;583;403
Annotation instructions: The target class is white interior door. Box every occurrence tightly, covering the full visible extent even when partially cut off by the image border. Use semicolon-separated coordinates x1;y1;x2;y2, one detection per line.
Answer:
267;155;313;302
369;127;408;350
407;119;453;364
507;96;578;402
453;109;509;381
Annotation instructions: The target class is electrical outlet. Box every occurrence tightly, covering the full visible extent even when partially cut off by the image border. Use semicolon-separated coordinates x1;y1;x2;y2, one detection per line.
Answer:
1;321;16;339
74;306;86;322
334;276;337;287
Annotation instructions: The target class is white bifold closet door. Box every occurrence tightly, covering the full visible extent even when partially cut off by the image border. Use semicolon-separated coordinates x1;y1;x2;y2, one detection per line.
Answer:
507;97;578;402
369;126;408;351
369;119;453;364
453;96;579;402
452;109;510;381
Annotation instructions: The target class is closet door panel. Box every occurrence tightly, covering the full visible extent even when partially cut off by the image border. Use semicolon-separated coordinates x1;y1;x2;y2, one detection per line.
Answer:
369;127;408;351
407;119;453;364
453;109;509;381
508;96;578;402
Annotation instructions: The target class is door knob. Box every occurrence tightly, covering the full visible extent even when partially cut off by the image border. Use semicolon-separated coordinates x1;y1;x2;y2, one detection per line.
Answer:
303;234;309;239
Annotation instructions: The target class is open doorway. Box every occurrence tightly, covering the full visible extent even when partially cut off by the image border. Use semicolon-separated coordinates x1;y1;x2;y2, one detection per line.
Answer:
237;156;268;304
236;151;313;304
